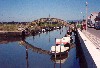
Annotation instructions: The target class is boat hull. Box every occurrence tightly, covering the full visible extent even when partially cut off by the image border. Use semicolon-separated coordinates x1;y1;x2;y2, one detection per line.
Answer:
50;50;68;55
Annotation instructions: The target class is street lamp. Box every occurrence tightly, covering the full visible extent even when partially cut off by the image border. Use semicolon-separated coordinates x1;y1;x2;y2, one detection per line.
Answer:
81;12;83;25
81;12;83;21
86;2;88;31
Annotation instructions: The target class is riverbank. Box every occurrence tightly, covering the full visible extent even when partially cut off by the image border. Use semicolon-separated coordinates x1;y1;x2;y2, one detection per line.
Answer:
0;21;66;37
0;31;22;37
0;26;80;68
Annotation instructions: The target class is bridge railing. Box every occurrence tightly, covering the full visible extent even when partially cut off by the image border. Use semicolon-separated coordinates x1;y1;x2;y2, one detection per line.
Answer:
82;30;100;50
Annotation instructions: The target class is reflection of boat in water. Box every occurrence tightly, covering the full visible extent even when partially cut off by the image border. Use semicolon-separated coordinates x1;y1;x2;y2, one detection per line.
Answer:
50;36;71;55
19;40;74;55
19;39;75;68
51;52;68;63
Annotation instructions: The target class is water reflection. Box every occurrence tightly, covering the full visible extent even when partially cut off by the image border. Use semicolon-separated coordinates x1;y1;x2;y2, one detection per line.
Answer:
60;29;61;35
19;40;51;55
19;40;74;54
62;29;63;32
0;36;22;44
19;39;75;67
51;52;68;68
39;33;40;37
0;27;78;68
49;32;50;43
51;52;68;63
25;45;29;68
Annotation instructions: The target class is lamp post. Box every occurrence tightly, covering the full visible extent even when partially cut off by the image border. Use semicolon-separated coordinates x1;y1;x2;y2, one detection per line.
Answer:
86;2;88;31
81;12;83;23
81;12;84;20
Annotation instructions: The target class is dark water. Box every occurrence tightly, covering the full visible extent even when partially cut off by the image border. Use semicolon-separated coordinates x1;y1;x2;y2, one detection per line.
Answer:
0;27;80;68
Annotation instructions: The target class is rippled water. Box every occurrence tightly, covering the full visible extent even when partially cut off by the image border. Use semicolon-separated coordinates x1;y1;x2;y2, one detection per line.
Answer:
0;27;80;68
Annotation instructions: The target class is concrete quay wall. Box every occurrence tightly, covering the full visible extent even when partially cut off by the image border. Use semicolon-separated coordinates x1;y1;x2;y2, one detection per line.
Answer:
77;29;100;68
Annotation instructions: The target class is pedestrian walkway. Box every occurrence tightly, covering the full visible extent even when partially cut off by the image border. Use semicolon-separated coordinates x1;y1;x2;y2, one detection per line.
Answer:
82;30;100;49
78;29;100;68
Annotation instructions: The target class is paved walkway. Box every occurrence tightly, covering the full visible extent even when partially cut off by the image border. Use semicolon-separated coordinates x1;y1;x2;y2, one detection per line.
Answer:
83;30;100;49
78;29;100;68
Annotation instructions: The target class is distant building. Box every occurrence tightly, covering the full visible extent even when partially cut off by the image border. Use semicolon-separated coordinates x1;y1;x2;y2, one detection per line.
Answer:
94;12;100;21
93;12;100;29
88;12;99;24
32;17;66;25
51;18;58;22
40;18;47;22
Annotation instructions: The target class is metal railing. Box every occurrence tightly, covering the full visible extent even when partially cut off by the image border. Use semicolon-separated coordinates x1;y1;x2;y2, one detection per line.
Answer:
82;30;100;50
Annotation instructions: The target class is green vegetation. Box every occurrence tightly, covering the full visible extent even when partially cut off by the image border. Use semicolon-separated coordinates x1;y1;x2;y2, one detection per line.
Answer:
0;24;19;31
77;24;81;28
0;21;66;31
38;22;62;27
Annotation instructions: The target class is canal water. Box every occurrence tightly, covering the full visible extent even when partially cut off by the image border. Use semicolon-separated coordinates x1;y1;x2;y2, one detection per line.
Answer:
0;27;80;68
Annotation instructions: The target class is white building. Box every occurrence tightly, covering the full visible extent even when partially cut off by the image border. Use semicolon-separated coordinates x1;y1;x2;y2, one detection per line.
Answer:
89;12;98;24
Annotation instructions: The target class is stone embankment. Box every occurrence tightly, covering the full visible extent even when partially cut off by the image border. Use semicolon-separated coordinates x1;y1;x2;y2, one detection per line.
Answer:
0;31;22;37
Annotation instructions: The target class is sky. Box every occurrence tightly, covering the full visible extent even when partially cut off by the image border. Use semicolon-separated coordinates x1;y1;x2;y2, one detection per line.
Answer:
0;0;100;22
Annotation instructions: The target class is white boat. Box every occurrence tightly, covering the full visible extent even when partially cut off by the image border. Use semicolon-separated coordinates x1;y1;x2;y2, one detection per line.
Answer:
56;37;70;45
42;29;45;32
51;44;69;54
50;37;71;54
56;27;59;29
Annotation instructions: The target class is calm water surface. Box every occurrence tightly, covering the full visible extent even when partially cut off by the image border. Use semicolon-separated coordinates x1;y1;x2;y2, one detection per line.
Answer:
0;27;80;68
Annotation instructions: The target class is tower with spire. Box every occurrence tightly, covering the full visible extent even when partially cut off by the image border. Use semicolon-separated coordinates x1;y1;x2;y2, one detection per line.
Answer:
47;14;51;24
49;14;50;18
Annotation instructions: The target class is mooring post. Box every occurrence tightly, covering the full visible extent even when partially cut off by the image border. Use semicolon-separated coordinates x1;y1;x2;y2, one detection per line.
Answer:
55;38;56;60
22;30;25;40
